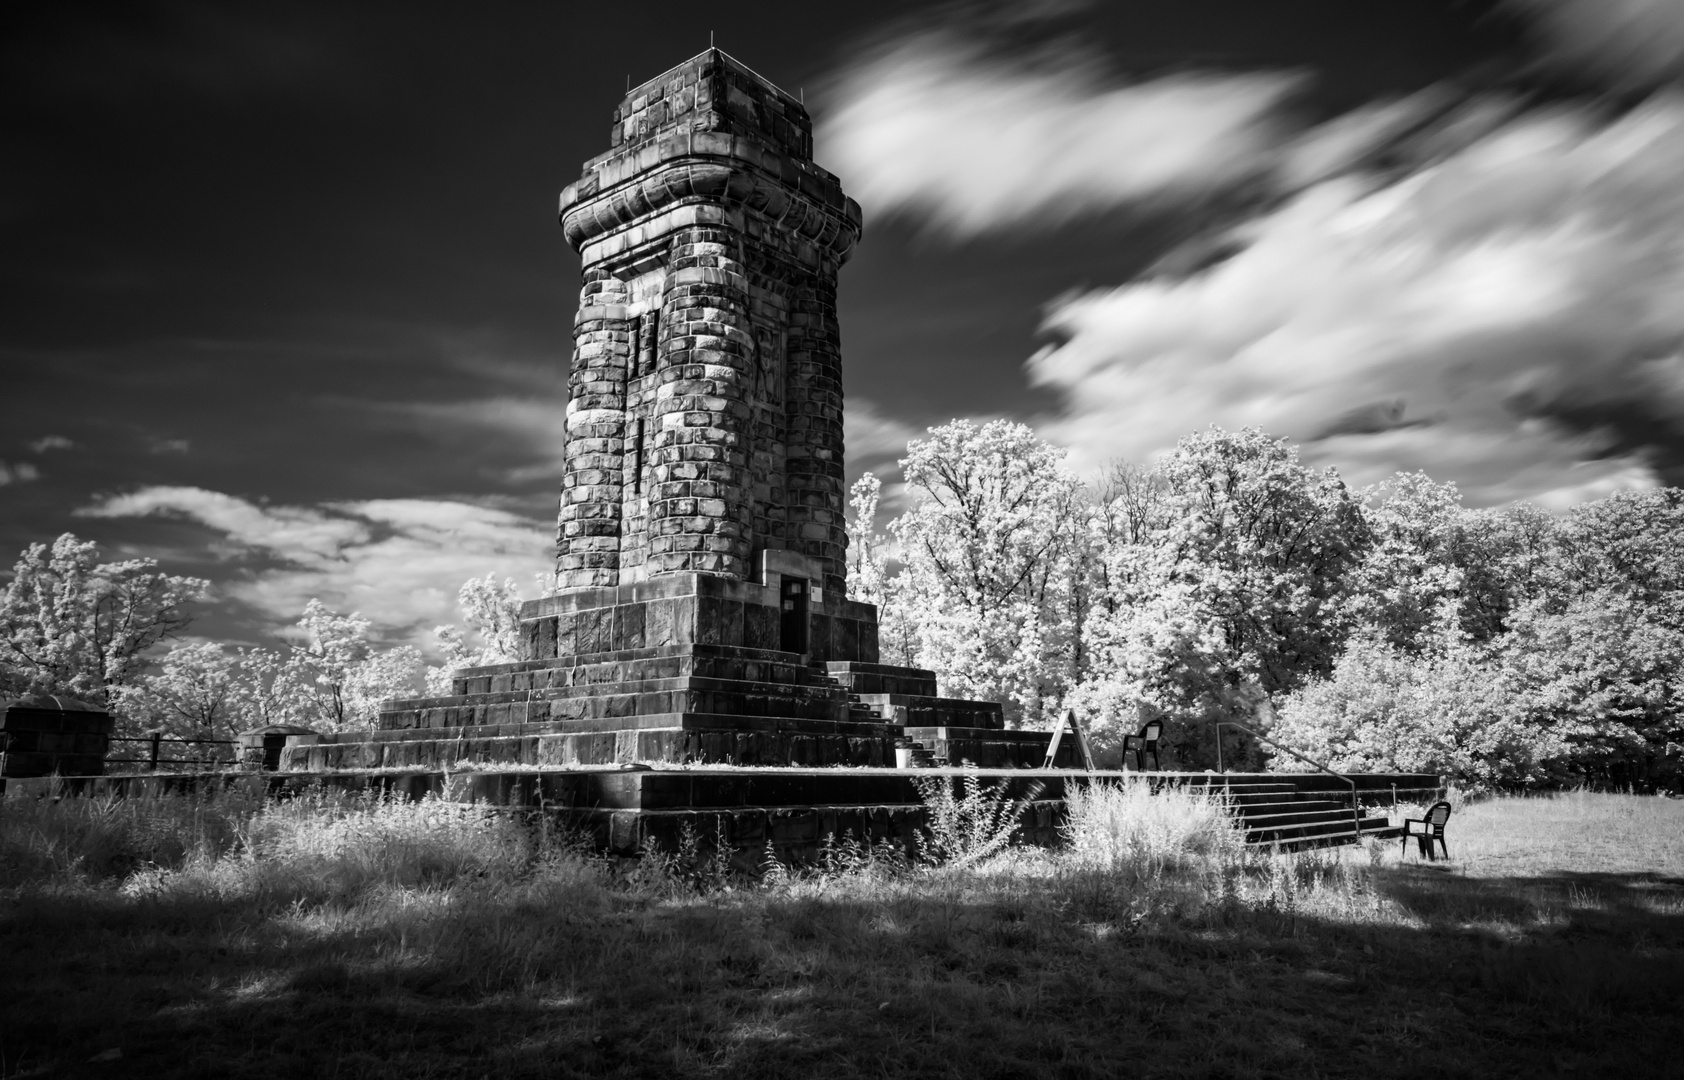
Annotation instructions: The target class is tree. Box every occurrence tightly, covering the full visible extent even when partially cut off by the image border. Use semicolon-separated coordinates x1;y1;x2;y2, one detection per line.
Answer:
1269;631;1564;790
424;574;526;695
845;472;889;606
1500;590;1684;790
1070;429;1366;767
227;646;313;730
1154;427;1366;699
0;533;207;703
890;420;1082;726
292;599;422;730
845;472;923;666
1455;501;1559;643
1555;488;1684;629
113;641;238;741
1344;472;1469;651
1063;462;1186;760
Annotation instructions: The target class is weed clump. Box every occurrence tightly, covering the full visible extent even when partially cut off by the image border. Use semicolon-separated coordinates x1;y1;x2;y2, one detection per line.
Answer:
1061;779;1244;874
913;766;1045;869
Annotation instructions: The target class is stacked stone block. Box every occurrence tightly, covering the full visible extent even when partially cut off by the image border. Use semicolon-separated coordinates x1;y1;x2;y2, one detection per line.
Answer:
0;696;111;784
555;47;860;593
648;226;755;579
558;270;631;588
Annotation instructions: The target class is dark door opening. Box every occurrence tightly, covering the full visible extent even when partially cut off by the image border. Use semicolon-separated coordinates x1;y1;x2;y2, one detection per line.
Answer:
780;577;809;654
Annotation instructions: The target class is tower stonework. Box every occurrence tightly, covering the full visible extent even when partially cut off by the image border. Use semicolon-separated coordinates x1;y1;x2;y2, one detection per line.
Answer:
262;54;1431;856
556;49;860;600
291;51;1043;779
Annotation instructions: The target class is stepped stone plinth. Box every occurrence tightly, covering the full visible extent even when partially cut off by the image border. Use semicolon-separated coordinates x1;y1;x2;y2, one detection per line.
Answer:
25;769;1439;862
281;50;1046;780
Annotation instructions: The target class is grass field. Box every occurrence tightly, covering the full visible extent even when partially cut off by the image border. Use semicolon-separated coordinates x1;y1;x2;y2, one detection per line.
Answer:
1;785;1680;1079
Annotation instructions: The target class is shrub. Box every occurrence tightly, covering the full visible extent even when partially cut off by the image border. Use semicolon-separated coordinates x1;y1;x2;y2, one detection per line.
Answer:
1060;779;1244;876
1270;634;1564;789
913;767;1045;868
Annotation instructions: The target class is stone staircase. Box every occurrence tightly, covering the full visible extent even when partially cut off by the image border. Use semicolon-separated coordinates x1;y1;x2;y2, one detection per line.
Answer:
1193;777;1409;849
824;663;1079;769
278;648;1079;773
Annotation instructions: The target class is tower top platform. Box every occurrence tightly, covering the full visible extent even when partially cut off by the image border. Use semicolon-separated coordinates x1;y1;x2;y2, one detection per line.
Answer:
600;48;813;164
558;48;861;270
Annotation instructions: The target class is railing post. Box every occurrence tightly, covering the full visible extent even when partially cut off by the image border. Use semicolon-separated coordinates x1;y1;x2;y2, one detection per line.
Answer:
147;730;162;772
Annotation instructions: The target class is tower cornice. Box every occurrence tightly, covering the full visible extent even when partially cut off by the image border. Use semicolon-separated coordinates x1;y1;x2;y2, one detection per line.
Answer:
559;130;862;267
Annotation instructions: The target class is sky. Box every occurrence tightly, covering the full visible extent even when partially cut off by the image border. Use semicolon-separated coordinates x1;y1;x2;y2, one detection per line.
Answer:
4;0;1684;654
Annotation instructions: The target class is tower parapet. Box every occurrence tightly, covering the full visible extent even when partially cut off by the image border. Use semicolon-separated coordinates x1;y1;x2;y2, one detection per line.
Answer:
556;49;863;598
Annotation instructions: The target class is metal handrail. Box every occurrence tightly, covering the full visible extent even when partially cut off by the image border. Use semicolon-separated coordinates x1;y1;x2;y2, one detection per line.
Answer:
1215;720;1361;839
108;732;237;771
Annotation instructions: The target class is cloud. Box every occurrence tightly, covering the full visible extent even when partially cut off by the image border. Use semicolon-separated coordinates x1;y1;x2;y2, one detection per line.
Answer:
817;35;1302;238
1511;0;1684;90
147;437;191;454
77;487;552;645
372;395;566;484
845;398;921;467
1028;96;1684;505
84;487;371;560
0;461;41;486
27;435;73;453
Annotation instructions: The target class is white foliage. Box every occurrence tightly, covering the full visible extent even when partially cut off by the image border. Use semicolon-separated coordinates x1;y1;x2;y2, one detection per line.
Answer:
424;573;528;695
291;599;422;731
0;533;208;704
889;420;1083;727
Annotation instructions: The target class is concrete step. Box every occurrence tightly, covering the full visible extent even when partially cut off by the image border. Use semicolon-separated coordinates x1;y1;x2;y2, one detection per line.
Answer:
1243;814;1393;848
1238;806;1355;829
1216;790;1340;806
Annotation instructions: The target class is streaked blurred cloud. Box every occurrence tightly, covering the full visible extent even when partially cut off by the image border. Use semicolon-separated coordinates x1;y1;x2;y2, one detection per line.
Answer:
818;8;1684;507
1511;0;1684;90
1029;97;1684;505
818;35;1302;239
845;397;922;468
77;487;551;646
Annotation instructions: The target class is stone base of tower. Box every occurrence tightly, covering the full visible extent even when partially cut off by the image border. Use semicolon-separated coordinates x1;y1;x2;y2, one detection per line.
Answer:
518;566;881;667
281;574;1077;773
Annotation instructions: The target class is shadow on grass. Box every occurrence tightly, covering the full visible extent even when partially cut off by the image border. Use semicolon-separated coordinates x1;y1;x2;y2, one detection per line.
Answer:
5;861;1684;1080
1375;863;1684;931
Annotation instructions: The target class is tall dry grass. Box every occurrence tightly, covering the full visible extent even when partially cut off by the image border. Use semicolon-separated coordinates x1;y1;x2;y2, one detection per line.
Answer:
0;784;596;912
1;785;1679;1078
1061;779;1244;872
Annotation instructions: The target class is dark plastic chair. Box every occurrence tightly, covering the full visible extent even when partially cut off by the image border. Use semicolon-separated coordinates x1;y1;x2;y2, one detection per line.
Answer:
1401;801;1452;860
1123;720;1162;771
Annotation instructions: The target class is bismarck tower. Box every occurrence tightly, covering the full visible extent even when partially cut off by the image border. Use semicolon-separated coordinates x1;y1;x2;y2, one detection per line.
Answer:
541;47;879;670
557;48;859;605
288;51;1050;775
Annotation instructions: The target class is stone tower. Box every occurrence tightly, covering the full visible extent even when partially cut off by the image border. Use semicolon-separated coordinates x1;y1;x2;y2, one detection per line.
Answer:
294;50;1034;777
556;48;862;602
